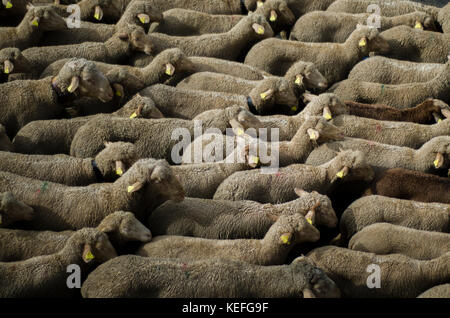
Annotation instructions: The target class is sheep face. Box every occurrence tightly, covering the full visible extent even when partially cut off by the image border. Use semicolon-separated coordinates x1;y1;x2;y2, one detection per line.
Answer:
248;13;275;39
150;164;186;204
291;256;341;298
98;211;152;243
427;137;450;170
258;0;296;26
126;94;164;119
131;1;164;25
248;78;298;114
0;48;29;75
411;13;437;31
329;150;375;184
93;0;121;22
304;93;349;120
118;28;155;55
294;189;338;228
302;64;328;91
228;106;264;134
304;116;344;144
74;229;117;264
155;48;196;77
0;192;34;227
353;25;390;57
27;6;67;31
246;0;265;12
95;142;138;181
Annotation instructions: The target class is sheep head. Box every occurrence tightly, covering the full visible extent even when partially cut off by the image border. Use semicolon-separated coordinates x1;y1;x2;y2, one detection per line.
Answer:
245;0;265;11
0;48;29;75
328;150;374;183
410;12;437;31
55;58;114;102
226;106;263;137
124;94;164;119
294;188;338;228
276;214;320;247
153;48;196;76
25;5;67;31
286;61;328;92
422;136;450;169
116;26;155;55
97;211;152;243
130;0;163;25
69;228;117;264
246;13;274;39
95;142;138;181
87;0;120;22
352;25;390;57
0;192;34;227
302;116;344;144
249;77;298;114
255;0;295;26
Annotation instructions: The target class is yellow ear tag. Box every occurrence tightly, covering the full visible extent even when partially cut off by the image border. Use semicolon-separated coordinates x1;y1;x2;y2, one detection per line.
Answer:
260;92;267;100
130;112;138;119
94;13;100;20
165;64;175;76
31;19;39;27
270;12;277;22
308;130;317;140
291;106;298;112
434;159;440;168
67;84;73;92
4;67;10;74
306;217;313;225
5;1;12;8
295;76;302;85
250;156;259;165
359;38;367;47
257;1;264;7
280;234;291;245
336;170;344;179
127;185;135;192
256;26;265;35
115;90;122;97
84;251;95;261
438;119;442;123
237;128;244;136
414;22;423;29
139;16;148;24
116;168;123;176
323;113;332;120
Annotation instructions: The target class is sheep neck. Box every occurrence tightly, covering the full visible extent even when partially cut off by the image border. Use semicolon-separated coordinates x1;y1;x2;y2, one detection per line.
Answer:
259;222;295;264
284;127;314;163
141;57;171;86
16;18;42;45
104;36;132;63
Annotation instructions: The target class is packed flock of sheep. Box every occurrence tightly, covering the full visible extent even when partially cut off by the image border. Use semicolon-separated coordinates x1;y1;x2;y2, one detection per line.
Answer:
0;0;449;298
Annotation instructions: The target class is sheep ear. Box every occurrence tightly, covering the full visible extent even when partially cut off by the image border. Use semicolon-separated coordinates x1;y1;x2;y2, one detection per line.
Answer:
441;108;450;119
94;5;103;21
115;161;125;176
358;37;368;47
302;93;317;103
259;88;274;100
305;209;315;225
67;76;80;93
127;181;145;193
294;74;303;85
137;13;150;24
303;288;316;298
294;188;308;197
82;244;95;263
279;233;292;245
3;60;14;74
266;212;279;222
165;63;175;76
229;118;245;136
30;16;39;27
112;83;124;98
252;23;265;35
307;128;319;141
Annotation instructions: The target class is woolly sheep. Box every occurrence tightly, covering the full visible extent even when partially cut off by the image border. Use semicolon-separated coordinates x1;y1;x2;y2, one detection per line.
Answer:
213;150;374;203
363;168;450;204
149;189;337;239
81;255;341;298
308;246;449;298
0;211;152;262
305;136;450;175
418;284;450;298
329;59;450;108
0;192;34;228
0;159;185;230
380;25;450;63
12;94;162;155
339;195;450;240
348;56;444;84
0;142;137;186
244;25;390;84
137;213;320;265
0;58;114;138
438;3;450;33
290;11;436;42
349;223;450;260
0;5;67;50
0;228;117;298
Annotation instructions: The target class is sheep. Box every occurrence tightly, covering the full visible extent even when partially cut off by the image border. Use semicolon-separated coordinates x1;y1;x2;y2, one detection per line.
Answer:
380;25;450;63
81;255;341;298
51;0;123;23
0;47;32;83
418;284;450;298
137;13;274;61
69;106;262;162
0;159;185;231
285;0;339;19
0;124;13;152
213;150;375;203
348;56;444;84
149;189;337;239
0;5;67;50
20;24;154;79
307;246;449;298
0;211;151;262
182;116;345;167
0;142;138;186
139;83;294;118
137;213;320;265
326;0;441;19
151;0;295;36
176;60;328;99
305;136;450;175
12;94;162;155
328;60;450;109
244;25;390;84
0;192;34;229
363;168;450;204
0;228;117;298
289;11;437;43
438;3;450;33
41;1;163;46
0;58;114;138
348;223;450;261
339;195;450;241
